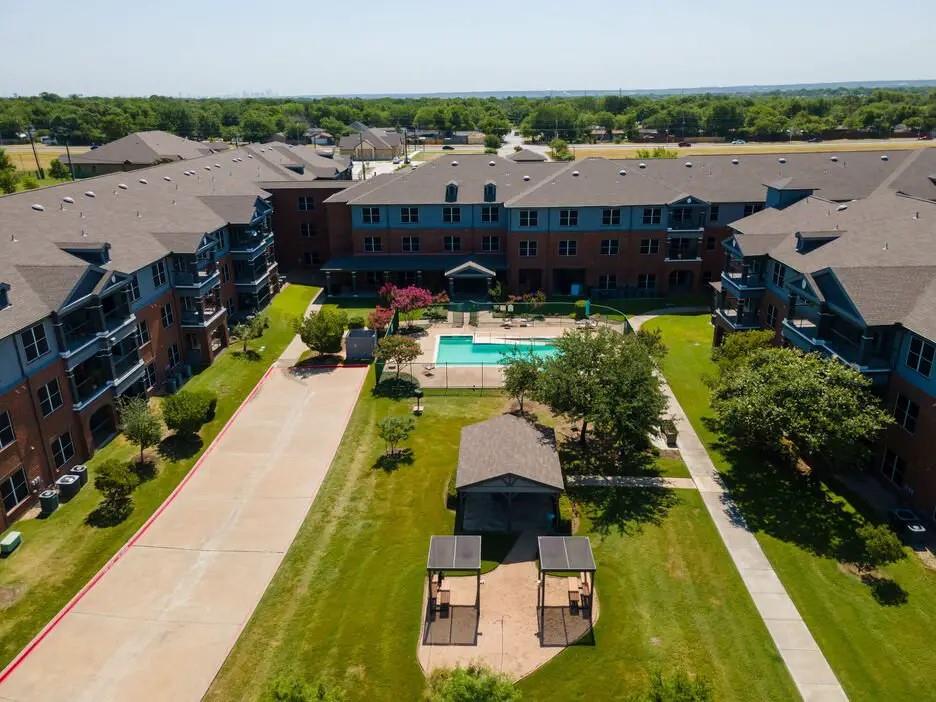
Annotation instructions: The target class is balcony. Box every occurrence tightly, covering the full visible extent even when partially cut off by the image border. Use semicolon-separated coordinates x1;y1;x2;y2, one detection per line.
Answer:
234;259;278;289
181;302;226;328
174;262;221;289
782;317;891;381
665;244;702;262
714;307;760;331
230;229;274;258
721;269;767;296
667;212;707;232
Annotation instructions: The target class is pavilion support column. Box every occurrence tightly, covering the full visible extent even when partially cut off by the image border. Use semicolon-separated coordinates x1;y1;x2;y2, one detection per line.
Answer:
325;271;333;295
448;276;455;298
506;492;513;533
351;271;358;293
416;270;423;287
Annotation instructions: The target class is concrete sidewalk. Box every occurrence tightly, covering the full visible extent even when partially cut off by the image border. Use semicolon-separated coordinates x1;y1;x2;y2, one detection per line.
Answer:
0;339;367;701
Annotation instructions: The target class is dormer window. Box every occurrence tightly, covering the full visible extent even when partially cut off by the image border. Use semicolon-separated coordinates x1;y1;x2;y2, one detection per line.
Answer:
483;181;496;203
445;181;458;203
0;284;8;310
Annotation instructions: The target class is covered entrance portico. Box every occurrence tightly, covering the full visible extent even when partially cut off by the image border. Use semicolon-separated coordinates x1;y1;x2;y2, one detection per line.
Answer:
445;260;496;299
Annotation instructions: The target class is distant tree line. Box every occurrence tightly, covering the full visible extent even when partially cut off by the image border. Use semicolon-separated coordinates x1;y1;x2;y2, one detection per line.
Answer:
0;88;934;146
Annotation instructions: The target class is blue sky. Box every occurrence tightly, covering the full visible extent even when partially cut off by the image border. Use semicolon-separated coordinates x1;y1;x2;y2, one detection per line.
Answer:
2;0;934;96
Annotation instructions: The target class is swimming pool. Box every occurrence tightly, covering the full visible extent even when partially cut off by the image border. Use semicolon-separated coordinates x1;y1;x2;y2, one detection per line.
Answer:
435;335;558;366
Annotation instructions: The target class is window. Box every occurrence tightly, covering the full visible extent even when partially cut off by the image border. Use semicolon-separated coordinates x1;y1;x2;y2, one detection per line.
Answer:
0;411;15;449
151;260;168;287
159;303;173;329
642;207;662;225
600;239;619;255
168;343;181;367
483;182;496;202
771;263;786;287
51;432;74;468
639;239;660;255
144;362;157;390
298;196;315;211
400;206;419;224
128;275;141;302
637;274;657;290
519;240;538;257
363;237;383;253
558;240;577;256
0;288;7;310
303;252;321;265
21;323;49;362
602;208;621;226
519;210;538;227
444;236;461;252
1;466;28;513
894;394;920;433
482;236;500;252
670;207;693;228
881;449;906;486
445;182;458;202
300;222;316;238
559;209;579;227
743;203;764;217
907;336;934;377
706;237;716;250
38;379;63;417
362;207;381;224
402;236;420;252
766;304;777;327
442;206;461;223
481;206;499;223
186;333;201;351
709;205;720;222
598;274;617;290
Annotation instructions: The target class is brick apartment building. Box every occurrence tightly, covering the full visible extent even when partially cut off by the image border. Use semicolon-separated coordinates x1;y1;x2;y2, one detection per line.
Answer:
0;141;350;529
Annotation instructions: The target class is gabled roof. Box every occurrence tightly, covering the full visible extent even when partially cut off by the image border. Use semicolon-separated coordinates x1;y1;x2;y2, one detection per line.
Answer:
70;131;214;165
508;148;547;162
456;414;563;491
444;260;496;277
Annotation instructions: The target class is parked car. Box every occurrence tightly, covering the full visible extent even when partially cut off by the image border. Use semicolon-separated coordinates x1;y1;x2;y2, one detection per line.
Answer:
442;145;455;150
889;508;927;547
919;134;932;140
677;141;692;147
731;139;746;144
392;156;401;164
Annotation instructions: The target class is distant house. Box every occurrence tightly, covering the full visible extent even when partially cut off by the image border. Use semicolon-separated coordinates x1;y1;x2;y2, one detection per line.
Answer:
304;128;335;146
338;126;403;160
508;148;547;162
449;130;486;145
68;131;224;178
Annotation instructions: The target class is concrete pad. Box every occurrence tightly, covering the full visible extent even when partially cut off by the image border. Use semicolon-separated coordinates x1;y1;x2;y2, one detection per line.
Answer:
751;591;802;622
183;451;329;499
763;619;821;652
73;547;282;625
779;648;842;686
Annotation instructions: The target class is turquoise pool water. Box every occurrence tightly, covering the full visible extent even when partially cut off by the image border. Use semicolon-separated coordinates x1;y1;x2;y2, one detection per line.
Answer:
435;335;558;366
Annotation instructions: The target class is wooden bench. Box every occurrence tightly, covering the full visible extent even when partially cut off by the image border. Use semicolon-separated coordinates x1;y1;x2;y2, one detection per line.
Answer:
1;531;22;556
567;577;581;607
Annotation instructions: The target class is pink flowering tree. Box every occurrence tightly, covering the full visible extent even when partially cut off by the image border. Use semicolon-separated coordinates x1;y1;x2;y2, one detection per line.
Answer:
367;306;395;332
377;282;397;307
390;285;434;326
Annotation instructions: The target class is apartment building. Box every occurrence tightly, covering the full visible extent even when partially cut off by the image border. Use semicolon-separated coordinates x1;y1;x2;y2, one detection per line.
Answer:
712;160;936;517
0;141;349;529
306;150;932;298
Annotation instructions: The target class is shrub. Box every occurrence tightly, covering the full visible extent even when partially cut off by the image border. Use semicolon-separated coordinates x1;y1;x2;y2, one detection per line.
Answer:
423;306;448;322
296;307;348;355
574;299;587;319
19;175;39;190
637;669;712;701
49;158;71;179
94;459;139;513
162;390;215;435
856;523;905;571
347;315;365;330
368;306;395;332
427;664;520;702
270;675;344;702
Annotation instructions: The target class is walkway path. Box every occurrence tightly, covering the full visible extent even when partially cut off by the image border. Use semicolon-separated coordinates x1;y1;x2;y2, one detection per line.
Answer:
0;300;368;702
565;475;697;490
632;313;848;702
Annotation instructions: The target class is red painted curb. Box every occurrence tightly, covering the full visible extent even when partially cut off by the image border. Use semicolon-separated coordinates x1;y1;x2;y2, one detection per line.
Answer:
0;363;278;686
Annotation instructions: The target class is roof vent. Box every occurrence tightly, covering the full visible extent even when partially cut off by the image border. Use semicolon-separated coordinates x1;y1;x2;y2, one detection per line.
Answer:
214;163;221;168
489;160;496;166
523;175;531;181
139;178;148;184
619;169;626;176
638;162;647;169
204;166;212;171
84;191;96;198
731;158;739;165
451;160;458;166
117;183;128;190
31;203;45;212
247;154;254;159
914;211;920;220
571;170;580;176
837;204;848;211
62;196;75;204
880;154;889;161
778;157;787;164
163;176;172;182
829;155;839;162
684;161;692;168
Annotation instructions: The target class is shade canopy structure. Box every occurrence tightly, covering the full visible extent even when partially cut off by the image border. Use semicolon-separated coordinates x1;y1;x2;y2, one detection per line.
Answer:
427;535;482;572
538;536;597;573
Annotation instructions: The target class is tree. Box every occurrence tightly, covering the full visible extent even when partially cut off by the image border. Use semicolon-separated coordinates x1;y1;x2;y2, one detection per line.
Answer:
547;138;573;161
856;523;905;573
710;347;893;468
117;396;162;465
636;669;712;702
296;308;348;356
502;351;541;414
162;390;216;436
376;335;421;380
389;285;434;325
48;157;71;179
426;664;520;702
483;133;501;150
377;415;416;456
711;329;774;377
367;306;395;332
0;148;16;194
232;314;266;353
94;459;139;517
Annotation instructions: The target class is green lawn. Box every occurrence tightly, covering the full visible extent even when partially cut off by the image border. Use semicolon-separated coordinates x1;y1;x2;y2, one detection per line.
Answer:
591;294;709;320
321;296;378;322
520;490;797;700
14;175;71;191
0;283;319;669
645;313;936;701
208;367;793;701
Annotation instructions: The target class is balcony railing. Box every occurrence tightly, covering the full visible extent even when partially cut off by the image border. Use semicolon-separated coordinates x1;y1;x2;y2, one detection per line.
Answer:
667;213;707;231
181;304;225;327
174;263;220;288
714;307;760;330
234;260;277;286
665;246;702;262
230;230;274;255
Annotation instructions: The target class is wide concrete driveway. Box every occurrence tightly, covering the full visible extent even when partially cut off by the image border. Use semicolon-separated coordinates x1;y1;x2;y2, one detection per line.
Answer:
0;356;367;701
